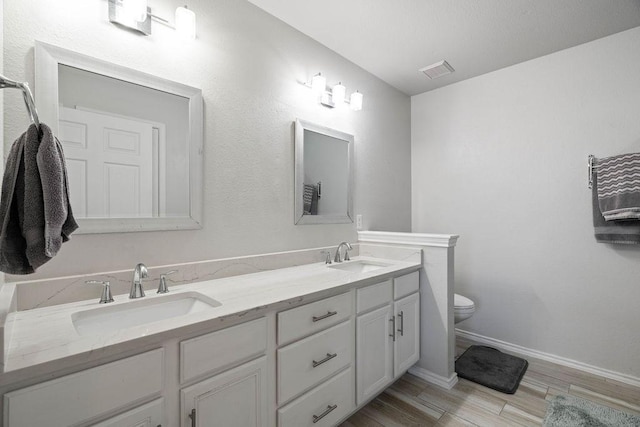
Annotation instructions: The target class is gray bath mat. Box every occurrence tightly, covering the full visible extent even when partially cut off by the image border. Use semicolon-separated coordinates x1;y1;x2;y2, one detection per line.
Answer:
544;394;640;426
455;345;528;394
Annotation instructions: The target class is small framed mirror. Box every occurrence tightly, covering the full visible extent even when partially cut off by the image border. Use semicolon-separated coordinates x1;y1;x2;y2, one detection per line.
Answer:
295;119;354;225
35;41;203;234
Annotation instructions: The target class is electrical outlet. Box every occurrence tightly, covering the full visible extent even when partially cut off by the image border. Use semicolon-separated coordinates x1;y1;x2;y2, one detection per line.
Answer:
356;214;363;230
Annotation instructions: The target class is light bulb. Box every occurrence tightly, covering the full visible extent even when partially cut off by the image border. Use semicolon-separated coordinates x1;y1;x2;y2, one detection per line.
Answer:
123;0;148;22
332;82;346;105
350;91;363;111
176;6;197;39
311;73;326;97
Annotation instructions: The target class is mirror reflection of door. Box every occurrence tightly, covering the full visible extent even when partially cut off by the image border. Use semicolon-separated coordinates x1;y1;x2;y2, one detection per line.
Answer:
57;64;190;220
59;107;164;218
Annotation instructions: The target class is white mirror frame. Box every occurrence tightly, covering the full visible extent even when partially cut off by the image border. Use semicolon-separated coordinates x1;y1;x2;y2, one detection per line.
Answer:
35;41;203;234
295;119;354;225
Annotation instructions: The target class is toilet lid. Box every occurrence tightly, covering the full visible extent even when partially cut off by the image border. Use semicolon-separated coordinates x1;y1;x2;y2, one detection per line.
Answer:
454;294;474;309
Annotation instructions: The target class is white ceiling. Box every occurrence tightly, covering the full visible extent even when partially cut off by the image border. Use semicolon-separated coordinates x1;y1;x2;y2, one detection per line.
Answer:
247;0;640;96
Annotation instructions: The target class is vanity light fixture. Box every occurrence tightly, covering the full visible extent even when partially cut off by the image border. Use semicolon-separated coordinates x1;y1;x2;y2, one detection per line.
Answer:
175;6;197;39
109;0;197;38
303;73;363;111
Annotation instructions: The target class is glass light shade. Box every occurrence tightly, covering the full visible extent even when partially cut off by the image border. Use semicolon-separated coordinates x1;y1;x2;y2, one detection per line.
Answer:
350;91;363;111
176;6;197;39
332;82;346;105
122;0;148;22
311;73;326;96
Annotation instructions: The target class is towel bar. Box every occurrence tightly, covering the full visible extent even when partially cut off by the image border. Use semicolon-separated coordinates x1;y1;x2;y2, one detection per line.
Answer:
588;154;595;189
0;74;41;132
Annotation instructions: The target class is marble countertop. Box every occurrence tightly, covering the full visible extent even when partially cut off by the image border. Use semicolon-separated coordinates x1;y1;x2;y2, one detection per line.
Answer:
2;255;420;380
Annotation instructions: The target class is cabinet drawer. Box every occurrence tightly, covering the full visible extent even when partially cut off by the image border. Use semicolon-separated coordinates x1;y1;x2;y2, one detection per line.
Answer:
394;271;419;300
181;317;267;383
356;280;392;314
278;292;352;345
91;398;163;427
278;368;355;427
278;319;353;404
4;349;163;427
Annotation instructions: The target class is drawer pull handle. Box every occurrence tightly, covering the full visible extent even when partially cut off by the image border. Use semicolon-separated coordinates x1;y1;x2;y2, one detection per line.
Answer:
188;408;196;427
313;404;338;423
312;352;337;368
389;317;396;341
398;311;404;336
313;311;338;322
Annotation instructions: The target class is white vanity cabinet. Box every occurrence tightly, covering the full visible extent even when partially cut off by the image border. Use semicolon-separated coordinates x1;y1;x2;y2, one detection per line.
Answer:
3;349;164;427
180;357;269;427
276;292;356;426
179;317;269;427
355;271;420;404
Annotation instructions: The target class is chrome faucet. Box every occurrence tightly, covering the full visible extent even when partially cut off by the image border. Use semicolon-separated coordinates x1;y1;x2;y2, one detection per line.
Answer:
334;241;352;263
130;263;149;299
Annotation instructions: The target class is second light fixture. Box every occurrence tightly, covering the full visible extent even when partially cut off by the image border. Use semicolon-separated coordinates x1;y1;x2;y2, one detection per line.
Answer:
309;73;363;111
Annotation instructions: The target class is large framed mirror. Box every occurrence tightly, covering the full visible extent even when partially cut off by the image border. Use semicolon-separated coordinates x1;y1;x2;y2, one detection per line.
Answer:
295;119;354;225
35;41;203;234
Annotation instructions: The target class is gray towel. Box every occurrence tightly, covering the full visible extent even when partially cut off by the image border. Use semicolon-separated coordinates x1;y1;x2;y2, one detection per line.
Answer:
593;173;640;244
303;184;319;215
595;153;640;220
0;123;78;274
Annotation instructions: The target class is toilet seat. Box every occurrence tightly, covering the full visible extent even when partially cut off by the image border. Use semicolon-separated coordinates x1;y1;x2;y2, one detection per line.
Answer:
454;294;474;310
454;293;475;324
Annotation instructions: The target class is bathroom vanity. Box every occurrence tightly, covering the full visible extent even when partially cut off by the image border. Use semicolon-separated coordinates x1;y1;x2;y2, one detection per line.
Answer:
0;254;421;426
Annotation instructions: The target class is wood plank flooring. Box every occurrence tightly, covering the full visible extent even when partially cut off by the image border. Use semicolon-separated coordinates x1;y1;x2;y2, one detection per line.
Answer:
339;336;640;426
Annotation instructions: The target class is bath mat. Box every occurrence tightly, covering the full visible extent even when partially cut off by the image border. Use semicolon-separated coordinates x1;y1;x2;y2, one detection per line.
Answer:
455;345;528;394
543;394;640;426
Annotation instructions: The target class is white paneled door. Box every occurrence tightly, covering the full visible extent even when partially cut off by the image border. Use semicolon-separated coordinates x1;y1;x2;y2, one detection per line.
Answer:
59;107;154;218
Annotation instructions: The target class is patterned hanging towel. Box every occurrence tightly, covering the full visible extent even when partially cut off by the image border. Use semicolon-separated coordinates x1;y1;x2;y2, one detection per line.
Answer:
596;152;640;221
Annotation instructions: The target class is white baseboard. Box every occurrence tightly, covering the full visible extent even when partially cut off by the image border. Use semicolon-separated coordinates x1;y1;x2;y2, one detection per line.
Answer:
456;329;640;389
408;366;458;390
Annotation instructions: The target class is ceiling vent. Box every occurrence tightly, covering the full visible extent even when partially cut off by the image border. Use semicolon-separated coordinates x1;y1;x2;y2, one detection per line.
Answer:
419;60;454;79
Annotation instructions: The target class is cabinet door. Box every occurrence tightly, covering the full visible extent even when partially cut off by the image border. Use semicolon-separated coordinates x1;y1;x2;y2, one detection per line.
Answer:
394;293;420;377
91;399;163;427
356;304;393;404
181;357;268;427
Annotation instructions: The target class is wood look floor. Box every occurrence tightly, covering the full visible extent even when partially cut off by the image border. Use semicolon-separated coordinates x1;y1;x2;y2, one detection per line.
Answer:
339;336;640;426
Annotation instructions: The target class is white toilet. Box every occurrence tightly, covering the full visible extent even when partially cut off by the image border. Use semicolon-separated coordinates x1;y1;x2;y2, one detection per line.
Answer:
454;294;475;324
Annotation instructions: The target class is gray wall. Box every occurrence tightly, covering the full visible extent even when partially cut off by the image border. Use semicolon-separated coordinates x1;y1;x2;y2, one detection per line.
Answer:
3;0;412;280
412;27;640;379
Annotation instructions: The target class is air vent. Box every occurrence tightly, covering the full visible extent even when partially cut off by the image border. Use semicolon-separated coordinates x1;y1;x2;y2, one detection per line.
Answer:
419;60;454;79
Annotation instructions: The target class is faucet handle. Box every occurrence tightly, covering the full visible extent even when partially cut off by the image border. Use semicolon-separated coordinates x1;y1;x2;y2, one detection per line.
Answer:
86;280;114;304
321;251;332;264
157;270;178;294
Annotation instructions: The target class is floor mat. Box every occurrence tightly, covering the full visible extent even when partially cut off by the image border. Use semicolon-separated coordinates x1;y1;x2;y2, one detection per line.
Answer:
544;394;640;426
455;345;528;394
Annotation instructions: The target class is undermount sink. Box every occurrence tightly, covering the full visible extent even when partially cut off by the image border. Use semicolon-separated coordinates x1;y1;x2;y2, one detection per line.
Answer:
328;260;390;274
72;291;221;336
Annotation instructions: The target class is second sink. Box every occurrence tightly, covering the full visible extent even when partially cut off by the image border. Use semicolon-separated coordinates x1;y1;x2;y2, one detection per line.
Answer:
328;260;390;274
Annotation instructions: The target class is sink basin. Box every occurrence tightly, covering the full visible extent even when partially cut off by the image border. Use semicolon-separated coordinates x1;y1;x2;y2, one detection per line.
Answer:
72;292;221;336
328;260;390;274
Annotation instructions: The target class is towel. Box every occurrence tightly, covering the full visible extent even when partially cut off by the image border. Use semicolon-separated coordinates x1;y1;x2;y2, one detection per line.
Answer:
595;152;640;220
0;123;78;274
303;184;319;215
592;173;640;244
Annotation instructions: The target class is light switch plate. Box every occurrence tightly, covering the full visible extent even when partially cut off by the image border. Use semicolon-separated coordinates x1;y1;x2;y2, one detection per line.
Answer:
356;214;363;230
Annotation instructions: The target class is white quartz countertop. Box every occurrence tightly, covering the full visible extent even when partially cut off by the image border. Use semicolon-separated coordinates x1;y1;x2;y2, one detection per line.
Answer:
3;256;420;378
